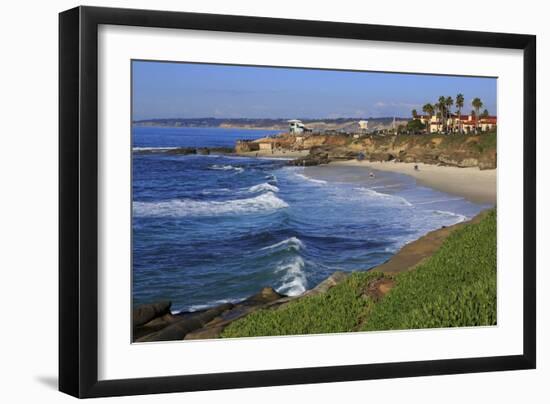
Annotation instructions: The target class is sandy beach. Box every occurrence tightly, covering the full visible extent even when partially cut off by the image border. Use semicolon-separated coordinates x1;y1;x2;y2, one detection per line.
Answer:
330;160;496;205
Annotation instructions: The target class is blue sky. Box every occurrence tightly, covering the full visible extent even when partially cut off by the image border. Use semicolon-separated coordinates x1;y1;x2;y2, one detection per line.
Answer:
132;61;497;120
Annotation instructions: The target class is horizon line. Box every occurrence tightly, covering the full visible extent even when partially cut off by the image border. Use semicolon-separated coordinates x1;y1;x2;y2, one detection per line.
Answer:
132;116;414;122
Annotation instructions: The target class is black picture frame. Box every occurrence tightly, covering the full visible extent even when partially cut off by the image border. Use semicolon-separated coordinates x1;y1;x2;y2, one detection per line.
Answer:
59;5;536;398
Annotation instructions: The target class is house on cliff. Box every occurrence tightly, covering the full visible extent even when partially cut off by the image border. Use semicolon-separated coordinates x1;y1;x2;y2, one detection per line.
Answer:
418;114;497;134
288;119;312;134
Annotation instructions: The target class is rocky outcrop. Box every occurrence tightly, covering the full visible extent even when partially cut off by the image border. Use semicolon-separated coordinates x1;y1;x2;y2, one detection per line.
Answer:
133;301;171;327
305;271;348;296
136;303;235;342
283;133;496;169
133;275;349;342
235;140;260;153
289;145;357;166
134;147;234;155
165;147;197;155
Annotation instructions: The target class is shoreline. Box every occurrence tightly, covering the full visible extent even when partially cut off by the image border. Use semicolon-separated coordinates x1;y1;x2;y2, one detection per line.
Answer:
133;209;492;341
132;148;497;341
329;160;496;205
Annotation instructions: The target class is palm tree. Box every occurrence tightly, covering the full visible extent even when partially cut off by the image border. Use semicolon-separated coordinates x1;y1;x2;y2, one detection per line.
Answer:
472;98;483;133
437;96;447;133
455;93;464;134
412;109;418;119
445;96;454;133
422;103;434;134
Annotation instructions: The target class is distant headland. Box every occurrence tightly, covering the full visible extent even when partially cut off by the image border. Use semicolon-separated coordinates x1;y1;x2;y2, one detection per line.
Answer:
132;117;410;132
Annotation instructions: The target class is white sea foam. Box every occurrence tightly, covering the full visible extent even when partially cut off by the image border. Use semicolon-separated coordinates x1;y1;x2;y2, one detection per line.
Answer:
248;182;280;193
369;183;402;190
261;236;305;252
294;173;327;185
357;187;413;207
209;164;244;173
275;256;307;296
432;210;467;224
182;299;238;313
133;146;179;152
133;192;288;217
199;188;232;195
414;197;464;205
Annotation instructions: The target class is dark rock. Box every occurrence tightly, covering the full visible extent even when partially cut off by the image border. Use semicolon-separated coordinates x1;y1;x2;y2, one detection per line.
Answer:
136;275;351;342
306;271;348;296
288;156;329;166
184;325;226;340
242;287;284;305
235;140;260;152
184;289;286;339
209;147;235;155
196;147;210;155
133;312;182;341
369;152;394;162
136;303;234;342
165;147;197;155
133;301;171;327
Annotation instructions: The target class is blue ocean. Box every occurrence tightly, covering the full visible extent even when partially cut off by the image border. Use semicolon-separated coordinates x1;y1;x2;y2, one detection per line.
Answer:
132;126;489;312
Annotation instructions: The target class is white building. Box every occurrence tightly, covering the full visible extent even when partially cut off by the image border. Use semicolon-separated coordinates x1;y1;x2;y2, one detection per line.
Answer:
288;119;307;134
358;120;369;132
418;114;497;134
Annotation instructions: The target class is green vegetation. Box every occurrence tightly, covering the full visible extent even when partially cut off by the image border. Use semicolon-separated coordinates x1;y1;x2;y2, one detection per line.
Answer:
362;209;496;330
406;119;426;133
222;271;386;337
222;209;497;338
477;130;497;152
389;129;496;152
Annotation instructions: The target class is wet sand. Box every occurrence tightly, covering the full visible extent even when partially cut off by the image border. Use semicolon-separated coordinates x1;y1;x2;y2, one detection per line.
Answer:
375;211;488;274
330;160;496;205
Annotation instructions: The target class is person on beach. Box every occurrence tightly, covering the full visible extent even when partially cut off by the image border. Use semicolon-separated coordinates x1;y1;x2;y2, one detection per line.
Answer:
369;172;375;178
414;164;419;171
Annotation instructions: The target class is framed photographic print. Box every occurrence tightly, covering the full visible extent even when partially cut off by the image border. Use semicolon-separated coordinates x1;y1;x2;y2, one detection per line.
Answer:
59;6;536;398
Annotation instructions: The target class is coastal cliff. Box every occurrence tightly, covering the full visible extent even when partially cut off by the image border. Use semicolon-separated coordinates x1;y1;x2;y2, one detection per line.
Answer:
236;132;496;170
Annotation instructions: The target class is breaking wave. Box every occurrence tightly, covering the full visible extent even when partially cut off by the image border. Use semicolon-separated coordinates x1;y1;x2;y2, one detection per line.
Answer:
133;192;288;217
275;256;307;296
432;210;467;224
209;164;244;173
261;236;305;252
357;187;413;207
248;182;280;193
414;197;464;205
294;173;327;185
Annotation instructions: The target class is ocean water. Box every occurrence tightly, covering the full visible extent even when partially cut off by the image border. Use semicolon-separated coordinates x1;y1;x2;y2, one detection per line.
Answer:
132;126;489;312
